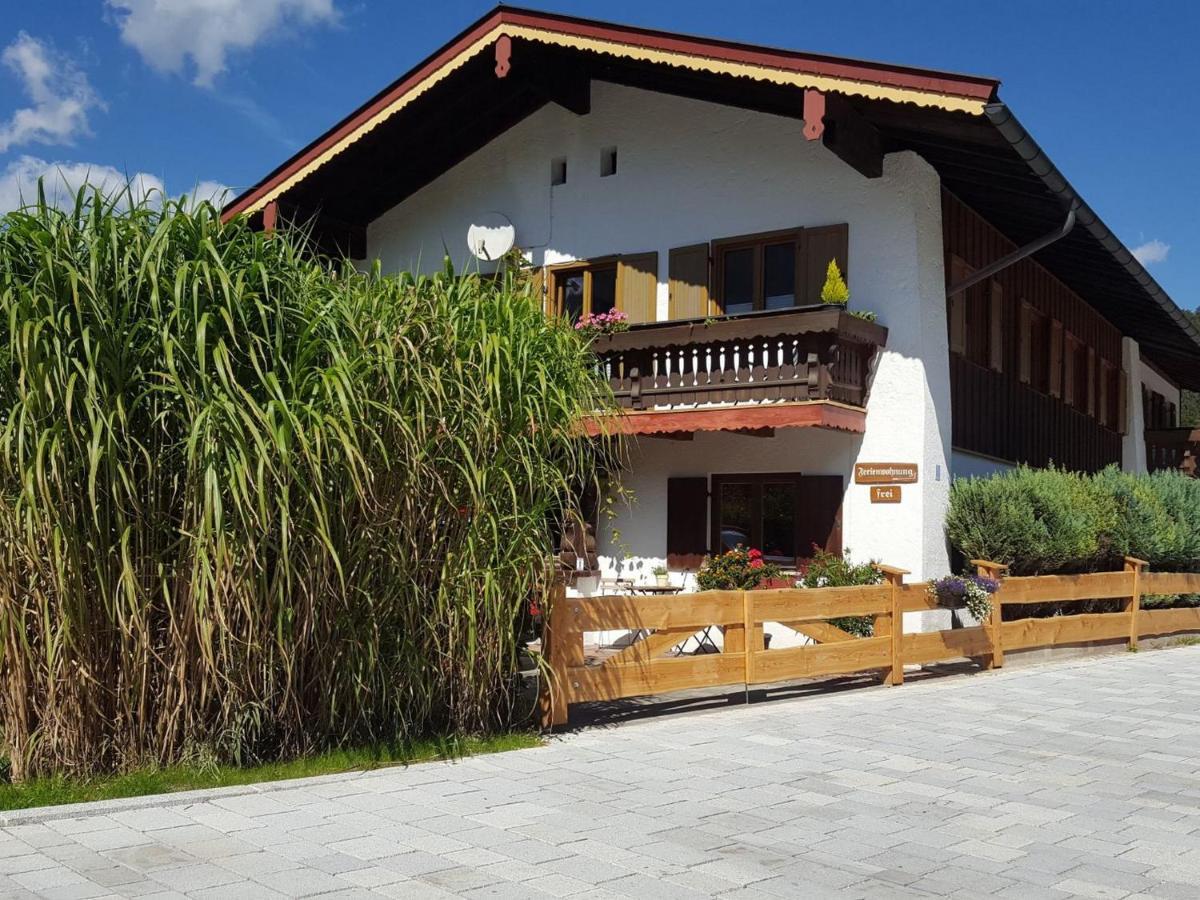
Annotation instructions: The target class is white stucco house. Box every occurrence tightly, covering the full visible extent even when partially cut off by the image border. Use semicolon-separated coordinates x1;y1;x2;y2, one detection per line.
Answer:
224;7;1200;607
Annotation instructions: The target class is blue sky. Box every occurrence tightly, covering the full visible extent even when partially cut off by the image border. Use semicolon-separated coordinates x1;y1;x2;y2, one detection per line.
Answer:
2;1;1196;310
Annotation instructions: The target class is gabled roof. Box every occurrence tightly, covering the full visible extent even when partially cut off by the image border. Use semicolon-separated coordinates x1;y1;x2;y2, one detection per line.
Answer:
223;5;1200;389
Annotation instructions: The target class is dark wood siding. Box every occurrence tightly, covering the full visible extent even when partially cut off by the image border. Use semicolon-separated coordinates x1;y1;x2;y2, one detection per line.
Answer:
944;190;1123;472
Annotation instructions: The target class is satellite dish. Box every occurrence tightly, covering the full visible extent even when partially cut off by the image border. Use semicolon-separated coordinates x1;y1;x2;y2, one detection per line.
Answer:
467;213;516;261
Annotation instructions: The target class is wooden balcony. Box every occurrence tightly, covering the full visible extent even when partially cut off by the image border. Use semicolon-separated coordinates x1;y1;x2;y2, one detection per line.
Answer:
590;306;887;416
1146;427;1200;476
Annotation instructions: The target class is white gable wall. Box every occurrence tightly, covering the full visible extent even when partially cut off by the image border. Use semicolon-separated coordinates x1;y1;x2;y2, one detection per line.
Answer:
367;82;953;582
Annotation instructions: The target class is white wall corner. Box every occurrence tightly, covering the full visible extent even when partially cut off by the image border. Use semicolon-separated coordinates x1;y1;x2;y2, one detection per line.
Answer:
858;150;952;582
1122;337;1148;473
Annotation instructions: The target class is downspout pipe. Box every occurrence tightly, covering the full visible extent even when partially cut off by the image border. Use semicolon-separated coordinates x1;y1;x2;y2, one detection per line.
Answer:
946;201;1077;298
980;102;1200;354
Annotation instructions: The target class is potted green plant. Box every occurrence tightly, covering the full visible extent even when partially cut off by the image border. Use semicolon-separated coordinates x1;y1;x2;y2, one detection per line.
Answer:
652;565;670;587
820;259;850;306
820;258;877;322
695;546;780;591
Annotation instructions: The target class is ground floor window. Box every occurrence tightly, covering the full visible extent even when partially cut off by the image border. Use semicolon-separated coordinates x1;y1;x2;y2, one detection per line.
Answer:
708;473;843;567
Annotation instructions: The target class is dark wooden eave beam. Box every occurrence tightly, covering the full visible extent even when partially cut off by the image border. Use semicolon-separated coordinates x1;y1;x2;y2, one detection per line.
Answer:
275;201;367;259
495;36;591;116
805;90;882;179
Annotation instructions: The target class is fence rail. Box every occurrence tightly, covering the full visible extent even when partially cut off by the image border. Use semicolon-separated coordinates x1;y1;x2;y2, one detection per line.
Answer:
540;559;1200;726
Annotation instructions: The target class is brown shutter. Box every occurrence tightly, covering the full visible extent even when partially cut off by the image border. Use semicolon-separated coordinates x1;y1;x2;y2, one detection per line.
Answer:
529;265;546;313
1019;302;1033;384
668;244;710;320
1086;348;1097;417
801;224;849;305
1048;320;1064;398
796;475;844;560
1113;367;1123;434
1099;362;1111;426
989;281;1005;372
617;252;658;324
947;256;971;356
666;477;708;568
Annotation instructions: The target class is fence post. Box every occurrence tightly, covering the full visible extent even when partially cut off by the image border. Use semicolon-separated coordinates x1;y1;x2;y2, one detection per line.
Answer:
539;578;573;728
973;560;1008;670
874;565;909;686
1125;556;1148;650
742;590;755;687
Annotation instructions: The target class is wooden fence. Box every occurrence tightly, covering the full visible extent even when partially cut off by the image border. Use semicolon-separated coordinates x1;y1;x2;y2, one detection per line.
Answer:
540;559;1200;726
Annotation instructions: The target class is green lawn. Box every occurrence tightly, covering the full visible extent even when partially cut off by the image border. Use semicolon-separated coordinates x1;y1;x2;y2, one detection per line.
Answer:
0;732;541;813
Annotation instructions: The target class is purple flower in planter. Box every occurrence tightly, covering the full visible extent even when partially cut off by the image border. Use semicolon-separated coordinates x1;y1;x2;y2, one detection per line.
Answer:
929;574;997;621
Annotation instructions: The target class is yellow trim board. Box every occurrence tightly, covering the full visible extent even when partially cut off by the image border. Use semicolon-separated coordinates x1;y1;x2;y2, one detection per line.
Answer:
242;23;987;216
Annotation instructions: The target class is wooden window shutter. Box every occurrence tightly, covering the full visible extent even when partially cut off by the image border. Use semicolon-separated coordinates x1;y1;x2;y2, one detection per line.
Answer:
618;252;658;324
1086;348;1097;417
1048;320;1064;398
1113;367;1123;434
1098;361;1111;426
796;475;844;559
529;265;546;313
666;477;708;568
800;224;849;306
1019;301;1033;384
1063;335;1077;405
948;295;966;356
989;280;1004;372
947;256;971;356
668;244;710;320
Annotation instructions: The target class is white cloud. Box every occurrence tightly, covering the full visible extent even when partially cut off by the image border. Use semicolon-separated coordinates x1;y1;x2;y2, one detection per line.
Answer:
0;155;230;215
0;33;103;153
1131;239;1170;266
107;0;337;87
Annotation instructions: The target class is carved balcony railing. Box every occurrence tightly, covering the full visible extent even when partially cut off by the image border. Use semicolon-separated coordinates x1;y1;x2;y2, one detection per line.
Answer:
590;305;887;411
1146;427;1200;476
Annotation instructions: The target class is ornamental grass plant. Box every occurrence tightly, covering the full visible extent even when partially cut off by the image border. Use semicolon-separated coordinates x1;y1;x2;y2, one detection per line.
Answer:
0;188;617;781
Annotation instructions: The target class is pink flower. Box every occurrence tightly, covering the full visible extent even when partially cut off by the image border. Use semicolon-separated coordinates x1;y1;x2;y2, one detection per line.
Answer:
750;558;764;569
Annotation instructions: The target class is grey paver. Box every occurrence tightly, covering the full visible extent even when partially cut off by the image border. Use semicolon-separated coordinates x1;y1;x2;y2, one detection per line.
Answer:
3;648;1200;897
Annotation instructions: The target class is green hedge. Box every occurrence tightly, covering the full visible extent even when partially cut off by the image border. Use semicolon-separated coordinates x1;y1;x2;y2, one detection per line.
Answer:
947;466;1200;576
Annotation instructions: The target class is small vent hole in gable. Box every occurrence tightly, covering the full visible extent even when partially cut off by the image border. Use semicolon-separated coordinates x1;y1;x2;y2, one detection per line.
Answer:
601;146;617;177
551;157;567;186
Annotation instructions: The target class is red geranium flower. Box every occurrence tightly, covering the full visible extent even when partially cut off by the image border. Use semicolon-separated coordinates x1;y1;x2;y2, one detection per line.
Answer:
748;548;763;559
749;558;764;569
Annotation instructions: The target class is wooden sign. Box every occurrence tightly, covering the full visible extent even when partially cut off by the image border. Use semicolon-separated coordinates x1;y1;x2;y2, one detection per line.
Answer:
870;485;902;504
855;462;918;484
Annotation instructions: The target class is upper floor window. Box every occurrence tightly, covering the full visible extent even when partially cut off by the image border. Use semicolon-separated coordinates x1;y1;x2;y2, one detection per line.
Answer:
713;229;801;315
546;253;659;325
551;260;617;322
711;224;848;316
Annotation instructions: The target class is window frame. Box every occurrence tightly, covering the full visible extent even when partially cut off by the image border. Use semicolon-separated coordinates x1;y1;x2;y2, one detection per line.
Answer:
712;227;804;315
546;257;621;320
710;472;806;567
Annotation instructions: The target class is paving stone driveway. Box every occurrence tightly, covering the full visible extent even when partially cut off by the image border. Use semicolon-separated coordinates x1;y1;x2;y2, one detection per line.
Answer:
4;648;1200;899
